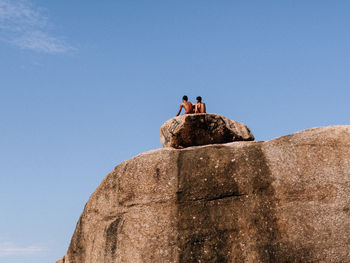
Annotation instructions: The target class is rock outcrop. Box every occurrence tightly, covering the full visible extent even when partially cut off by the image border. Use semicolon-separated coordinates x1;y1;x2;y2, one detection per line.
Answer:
160;114;254;148
58;125;350;263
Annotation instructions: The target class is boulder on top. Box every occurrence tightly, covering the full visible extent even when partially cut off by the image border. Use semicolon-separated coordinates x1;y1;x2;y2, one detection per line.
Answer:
160;113;254;148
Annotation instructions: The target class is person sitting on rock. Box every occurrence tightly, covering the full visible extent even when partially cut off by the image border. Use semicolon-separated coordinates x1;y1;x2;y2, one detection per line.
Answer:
194;96;206;113
176;95;194;116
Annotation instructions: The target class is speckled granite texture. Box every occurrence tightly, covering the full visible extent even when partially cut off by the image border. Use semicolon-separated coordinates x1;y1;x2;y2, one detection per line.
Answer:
58;126;350;263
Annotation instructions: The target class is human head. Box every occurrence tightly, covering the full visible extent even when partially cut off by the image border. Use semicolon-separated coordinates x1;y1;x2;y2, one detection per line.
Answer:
196;96;202;103
182;95;188;102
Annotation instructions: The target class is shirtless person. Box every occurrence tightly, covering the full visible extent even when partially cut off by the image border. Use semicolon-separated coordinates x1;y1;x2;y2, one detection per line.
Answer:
176;95;194;116
194;96;206;113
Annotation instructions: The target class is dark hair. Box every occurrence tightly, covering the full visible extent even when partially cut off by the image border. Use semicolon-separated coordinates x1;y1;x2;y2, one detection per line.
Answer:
196;96;202;102
182;95;188;101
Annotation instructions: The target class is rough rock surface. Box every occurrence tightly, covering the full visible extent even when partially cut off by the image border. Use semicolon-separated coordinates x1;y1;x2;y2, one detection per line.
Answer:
160;113;254;148
58;126;350;263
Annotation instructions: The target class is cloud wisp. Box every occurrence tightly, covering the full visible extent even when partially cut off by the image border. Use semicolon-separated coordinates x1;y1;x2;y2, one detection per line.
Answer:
0;0;74;54
0;242;45;256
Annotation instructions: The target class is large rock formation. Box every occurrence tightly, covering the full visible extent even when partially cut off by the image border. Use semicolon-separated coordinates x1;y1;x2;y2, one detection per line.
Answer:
58;125;350;263
160;114;254;148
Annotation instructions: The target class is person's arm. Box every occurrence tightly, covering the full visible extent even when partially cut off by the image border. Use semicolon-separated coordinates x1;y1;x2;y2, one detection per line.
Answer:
194;104;198;113
203;103;206;113
176;105;183;116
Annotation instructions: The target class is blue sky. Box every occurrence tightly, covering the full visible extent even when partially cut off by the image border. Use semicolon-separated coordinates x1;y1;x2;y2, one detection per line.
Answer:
1;0;350;262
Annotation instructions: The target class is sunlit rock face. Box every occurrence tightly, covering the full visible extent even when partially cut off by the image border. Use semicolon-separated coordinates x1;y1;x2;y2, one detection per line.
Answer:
58;126;350;263
160;113;254;148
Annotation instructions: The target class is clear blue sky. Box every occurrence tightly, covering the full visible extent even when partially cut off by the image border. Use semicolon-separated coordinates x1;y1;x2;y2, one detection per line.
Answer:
1;1;349;262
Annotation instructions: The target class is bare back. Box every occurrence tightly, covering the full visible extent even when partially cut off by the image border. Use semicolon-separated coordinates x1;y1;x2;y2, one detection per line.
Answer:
195;102;206;113
183;101;194;114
